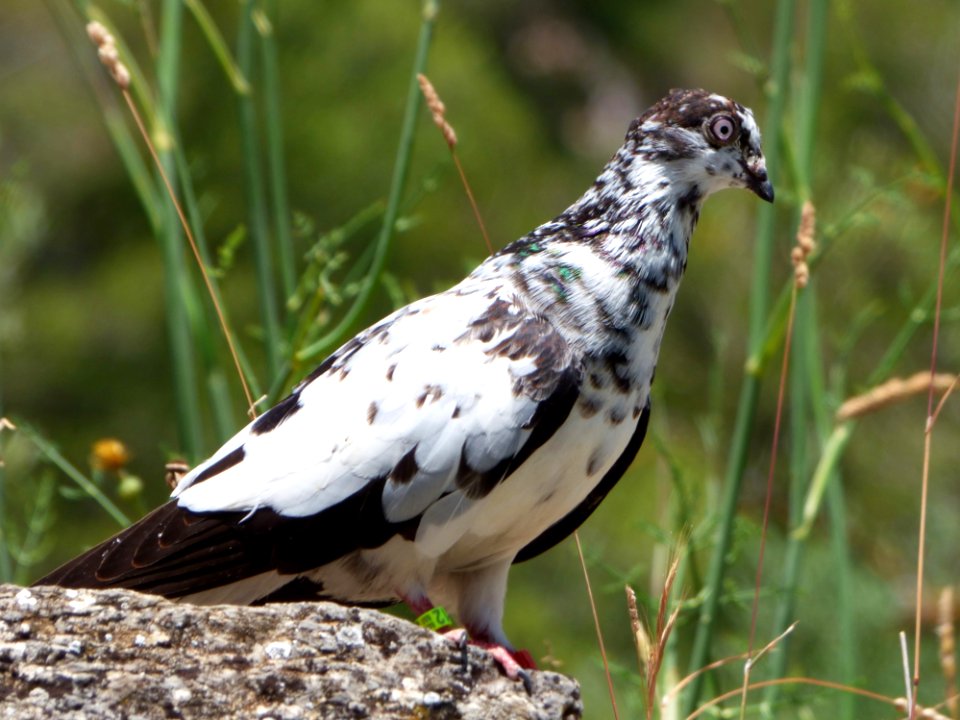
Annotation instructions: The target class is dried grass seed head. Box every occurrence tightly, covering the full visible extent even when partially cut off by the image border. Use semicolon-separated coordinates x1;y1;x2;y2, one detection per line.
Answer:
797;200;817;254
85;20;130;90
836;371;958;421
86;21;110;46
790;200;817;288
417;73;457;149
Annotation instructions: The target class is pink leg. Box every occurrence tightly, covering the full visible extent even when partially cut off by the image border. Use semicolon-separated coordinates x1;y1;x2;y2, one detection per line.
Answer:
401;593;437;617
400;594;535;692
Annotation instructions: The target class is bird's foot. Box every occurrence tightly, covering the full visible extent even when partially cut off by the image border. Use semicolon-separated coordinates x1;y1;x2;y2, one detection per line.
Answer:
442;628;536;693
401;595;535;692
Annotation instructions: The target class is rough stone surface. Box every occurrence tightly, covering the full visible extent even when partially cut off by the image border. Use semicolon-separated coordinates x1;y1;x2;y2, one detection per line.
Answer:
0;584;582;719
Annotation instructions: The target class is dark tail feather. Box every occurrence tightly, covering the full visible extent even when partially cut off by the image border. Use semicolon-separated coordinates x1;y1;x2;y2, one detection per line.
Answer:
32;501;272;598
34;477;419;601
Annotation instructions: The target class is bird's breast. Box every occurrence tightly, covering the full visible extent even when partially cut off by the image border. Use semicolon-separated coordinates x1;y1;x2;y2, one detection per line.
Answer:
430;379;649;571
428;271;679;571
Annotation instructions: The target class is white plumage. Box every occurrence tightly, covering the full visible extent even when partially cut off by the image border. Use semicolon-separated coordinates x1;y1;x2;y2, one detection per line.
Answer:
37;88;773;680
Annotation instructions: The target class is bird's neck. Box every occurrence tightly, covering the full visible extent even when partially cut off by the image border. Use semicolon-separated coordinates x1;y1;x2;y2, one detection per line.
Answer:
491;156;705;352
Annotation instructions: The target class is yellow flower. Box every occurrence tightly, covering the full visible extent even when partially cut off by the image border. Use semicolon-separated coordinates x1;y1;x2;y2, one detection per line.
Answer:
91;438;130;472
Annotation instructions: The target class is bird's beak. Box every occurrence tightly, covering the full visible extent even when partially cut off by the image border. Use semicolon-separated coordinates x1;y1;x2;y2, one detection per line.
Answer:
745;159;774;203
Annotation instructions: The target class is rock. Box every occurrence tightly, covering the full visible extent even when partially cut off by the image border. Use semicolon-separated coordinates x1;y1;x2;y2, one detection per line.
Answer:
0;584;581;719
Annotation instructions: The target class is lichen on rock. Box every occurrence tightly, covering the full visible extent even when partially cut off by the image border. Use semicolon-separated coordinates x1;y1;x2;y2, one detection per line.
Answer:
0;584;582;719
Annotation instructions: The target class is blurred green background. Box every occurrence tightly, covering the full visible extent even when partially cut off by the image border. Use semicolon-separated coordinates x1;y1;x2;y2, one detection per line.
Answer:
1;0;959;717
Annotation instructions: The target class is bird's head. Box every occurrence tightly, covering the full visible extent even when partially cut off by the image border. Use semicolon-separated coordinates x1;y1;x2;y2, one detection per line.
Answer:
627;88;774;204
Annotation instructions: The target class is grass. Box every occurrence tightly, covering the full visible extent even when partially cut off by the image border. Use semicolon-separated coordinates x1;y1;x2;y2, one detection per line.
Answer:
677;1;956;717
1;1;958;717
294;0;439;368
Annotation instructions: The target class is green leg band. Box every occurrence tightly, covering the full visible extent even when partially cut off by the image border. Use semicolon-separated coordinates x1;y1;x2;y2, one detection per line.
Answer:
416;606;454;631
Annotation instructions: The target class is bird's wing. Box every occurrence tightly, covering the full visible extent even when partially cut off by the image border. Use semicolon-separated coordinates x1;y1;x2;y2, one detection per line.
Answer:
36;283;583;597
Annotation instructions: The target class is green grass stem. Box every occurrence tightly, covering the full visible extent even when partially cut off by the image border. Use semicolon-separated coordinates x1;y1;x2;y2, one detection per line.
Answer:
184;0;251;95
683;0;795;711
825;469;858;719
761;1;831;713
269;201;385;395
156;0;204;460
10;472;56;586
17;423;130;528
794;0;829;194
795;422;853;540
238;0;283;385
837;0;941;183
59;1;261;444
170;139;236;439
761;292;815;717
868;243;960;386
168;131;262;433
261;0;297;307
803;300;858;720
102;109;162;231
296;0;441;364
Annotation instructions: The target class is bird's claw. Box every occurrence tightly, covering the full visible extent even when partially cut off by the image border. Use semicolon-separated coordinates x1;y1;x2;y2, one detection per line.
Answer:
517;668;533;695
442;629;535;693
443;628;470;675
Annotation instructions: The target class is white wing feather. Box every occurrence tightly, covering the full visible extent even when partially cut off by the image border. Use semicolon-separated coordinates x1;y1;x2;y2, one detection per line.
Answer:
173;281;549;544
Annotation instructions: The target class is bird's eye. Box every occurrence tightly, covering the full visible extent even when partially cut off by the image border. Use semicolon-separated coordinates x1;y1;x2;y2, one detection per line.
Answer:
707;115;738;145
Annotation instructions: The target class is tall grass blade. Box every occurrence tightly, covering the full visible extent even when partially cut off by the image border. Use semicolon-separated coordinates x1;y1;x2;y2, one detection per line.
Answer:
826;471;858;719
761;1;830;714
184;0;251;94
684;0;795;710
238;0;283;384
260;0;296;306
156;0;204;459
169;130;260;433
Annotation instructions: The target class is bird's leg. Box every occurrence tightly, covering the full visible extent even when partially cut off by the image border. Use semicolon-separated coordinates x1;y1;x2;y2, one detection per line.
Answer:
402;593;455;631
449;560;537;689
401;593;468;673
400;593;534;691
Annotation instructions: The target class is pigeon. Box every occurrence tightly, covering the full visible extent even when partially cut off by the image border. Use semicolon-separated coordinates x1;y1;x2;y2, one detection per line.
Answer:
36;88;773;683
